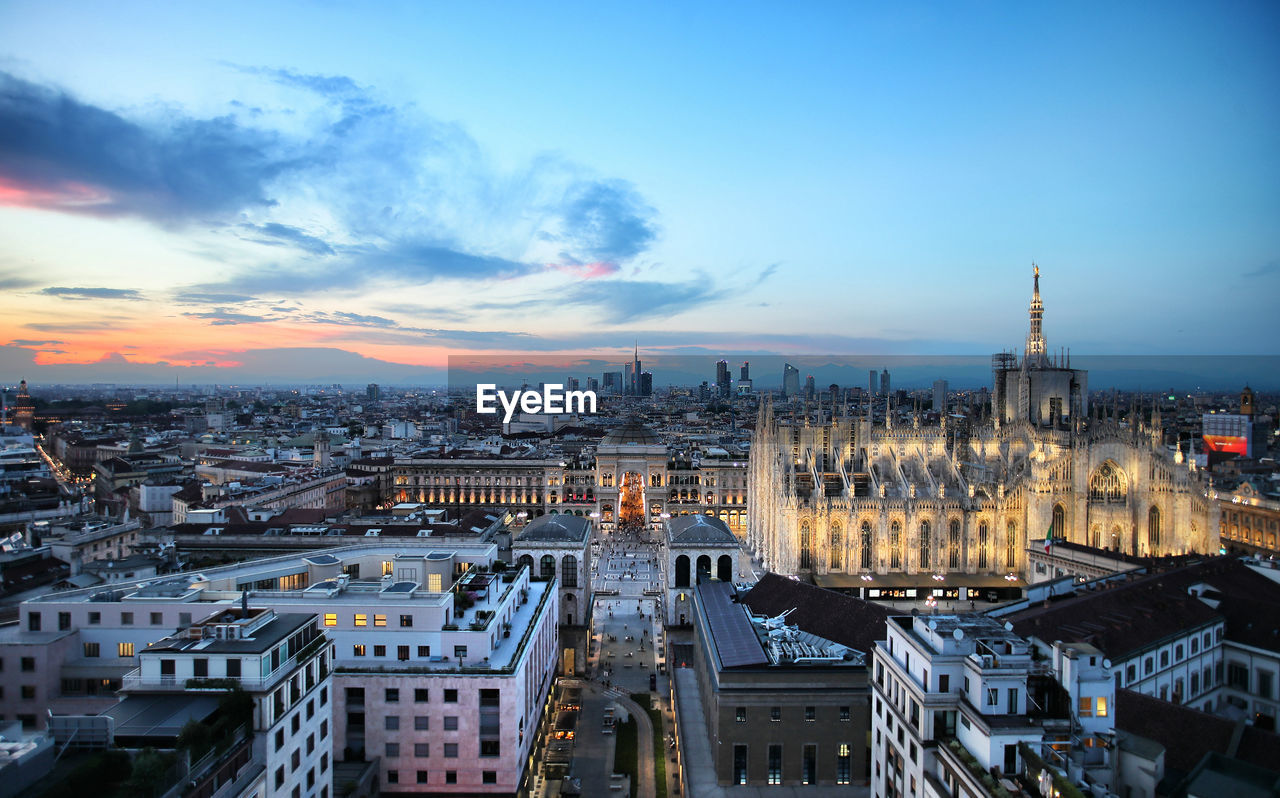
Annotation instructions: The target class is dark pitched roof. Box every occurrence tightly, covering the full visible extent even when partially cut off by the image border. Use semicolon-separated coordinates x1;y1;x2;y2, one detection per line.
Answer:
516;514;591;543
741;573;888;654
1007;557;1280;659
1115;689;1280;777
667;514;736;545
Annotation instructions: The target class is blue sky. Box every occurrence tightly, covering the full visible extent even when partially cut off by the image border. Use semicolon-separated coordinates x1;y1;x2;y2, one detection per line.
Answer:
0;1;1277;383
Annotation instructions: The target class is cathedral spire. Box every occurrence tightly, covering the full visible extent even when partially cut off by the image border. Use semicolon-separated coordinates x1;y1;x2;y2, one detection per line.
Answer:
1025;263;1047;365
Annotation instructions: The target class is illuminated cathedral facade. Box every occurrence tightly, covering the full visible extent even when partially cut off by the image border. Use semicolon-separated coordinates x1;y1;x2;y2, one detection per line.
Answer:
747;268;1216;580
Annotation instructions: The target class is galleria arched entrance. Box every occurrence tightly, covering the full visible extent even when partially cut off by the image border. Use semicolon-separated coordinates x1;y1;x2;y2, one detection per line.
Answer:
619;471;646;527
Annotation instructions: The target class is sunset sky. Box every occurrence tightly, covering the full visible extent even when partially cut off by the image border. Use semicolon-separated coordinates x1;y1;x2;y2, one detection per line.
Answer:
1;1;1277;384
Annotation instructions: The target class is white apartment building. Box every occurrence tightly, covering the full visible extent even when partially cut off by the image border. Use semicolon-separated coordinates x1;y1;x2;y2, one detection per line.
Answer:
0;541;560;796
872;614;1092;798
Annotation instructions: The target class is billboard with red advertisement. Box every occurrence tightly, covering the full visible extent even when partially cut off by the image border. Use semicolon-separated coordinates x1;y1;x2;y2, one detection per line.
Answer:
1202;413;1251;457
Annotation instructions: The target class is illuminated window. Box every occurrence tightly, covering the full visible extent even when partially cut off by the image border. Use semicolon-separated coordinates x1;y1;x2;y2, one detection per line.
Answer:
382;561;393;576
1078;696;1092;717
353;644;366;657
324;613;337;627
374;615;387;627
354;614;367;627
1096;696;1108;717
117;642;134;657
428;574;443;592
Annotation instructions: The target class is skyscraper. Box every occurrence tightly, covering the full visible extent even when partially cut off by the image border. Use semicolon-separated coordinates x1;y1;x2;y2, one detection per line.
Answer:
740;361;750;381
869;370;878;396
933;379;948;413
804;374;816;400
631;341;642;396
365;383;380;401
783;363;800;398
716;360;731;398
880;369;891;397
639;371;653;397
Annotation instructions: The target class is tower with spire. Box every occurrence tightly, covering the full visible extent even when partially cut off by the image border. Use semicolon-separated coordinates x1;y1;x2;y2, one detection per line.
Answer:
990;265;1089;427
1025;263;1047;364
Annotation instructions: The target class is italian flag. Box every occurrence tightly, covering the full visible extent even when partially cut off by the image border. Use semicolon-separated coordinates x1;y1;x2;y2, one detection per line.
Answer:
1044;524;1053;553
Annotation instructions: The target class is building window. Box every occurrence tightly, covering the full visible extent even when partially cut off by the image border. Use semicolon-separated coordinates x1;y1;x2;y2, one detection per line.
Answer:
83;643;100;658
400;615;413;627
562;555;578;588
836;743;852;784
385;688;400;703
385;743;399;758
386;770;398;785
150;612;163;626
385;716;399;730
353;644;365;657
767;744;782;785
417;771;429;784
118;642;134;657
861;521;873;570
27;613;40;632
483;771;497;784
415;716;429;730
444;743;458;758
445;772;457;784
21;657;34;672
323;613;336;627
918;521;930;570
770;706;780;722
799;521;812;570
374;645;386;657
59;612;71;631
374;614;386;627
1097;696;1108;717
839;706;851;721
733;745;748;785
1078;696;1092;717
890;521;902;569
415;688;429;703
418;645;431;658
88;612;100;625
802;744;817;785
444;689;458;702
397;645;410;661
735;707;746;722
1006;520;1018;568
354;614;367;627
443;716;458;731
415;743;429;757
804;706;815;722
978;521;990;570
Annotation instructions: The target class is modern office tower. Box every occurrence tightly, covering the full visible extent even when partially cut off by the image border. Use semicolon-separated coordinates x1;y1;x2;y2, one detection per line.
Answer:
804;375;816;400
740;362;750;381
366;383;381;402
782;364;800;398
879;369;890;398
716;360;731;398
933;379;948;413
638;371;653;397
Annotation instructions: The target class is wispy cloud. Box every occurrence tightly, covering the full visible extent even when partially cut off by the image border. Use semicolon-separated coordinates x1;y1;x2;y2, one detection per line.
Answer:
39;286;145;300
0;270;40;291
1243;259;1279;278
238;222;334;256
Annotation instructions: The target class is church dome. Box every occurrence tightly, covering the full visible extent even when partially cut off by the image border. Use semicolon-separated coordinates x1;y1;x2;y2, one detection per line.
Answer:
600;418;662;446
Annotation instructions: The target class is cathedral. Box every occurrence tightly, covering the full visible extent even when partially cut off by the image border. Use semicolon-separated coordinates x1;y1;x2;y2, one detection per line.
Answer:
747;268;1216;585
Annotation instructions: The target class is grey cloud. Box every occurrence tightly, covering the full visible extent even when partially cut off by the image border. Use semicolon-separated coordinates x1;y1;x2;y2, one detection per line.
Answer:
7;339;63;346
39;286;145;300
182;308;276;326
0;271;40;291
1243;260;1279;278
0;71;294;221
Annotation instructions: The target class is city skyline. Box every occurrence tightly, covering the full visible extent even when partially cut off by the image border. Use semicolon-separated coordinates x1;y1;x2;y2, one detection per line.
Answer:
2;2;1278;384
